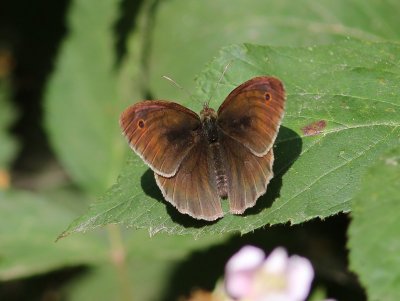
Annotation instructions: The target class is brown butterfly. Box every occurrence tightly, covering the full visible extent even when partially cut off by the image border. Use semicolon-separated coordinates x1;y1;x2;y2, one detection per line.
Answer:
120;76;285;221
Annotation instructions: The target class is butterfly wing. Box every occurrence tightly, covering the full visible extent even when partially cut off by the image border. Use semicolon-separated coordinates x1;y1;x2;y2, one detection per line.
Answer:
220;133;274;214
217;76;285;213
217;76;285;156
155;140;223;221
120;100;201;177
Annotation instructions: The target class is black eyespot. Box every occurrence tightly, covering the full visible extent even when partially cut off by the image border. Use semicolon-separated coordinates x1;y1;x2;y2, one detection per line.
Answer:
265;93;271;101
138;119;145;128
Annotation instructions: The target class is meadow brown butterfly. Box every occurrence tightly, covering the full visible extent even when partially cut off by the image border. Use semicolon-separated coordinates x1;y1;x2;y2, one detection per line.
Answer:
120;76;285;221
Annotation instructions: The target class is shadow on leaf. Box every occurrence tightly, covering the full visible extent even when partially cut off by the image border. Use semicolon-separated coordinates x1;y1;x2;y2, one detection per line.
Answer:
244;126;302;216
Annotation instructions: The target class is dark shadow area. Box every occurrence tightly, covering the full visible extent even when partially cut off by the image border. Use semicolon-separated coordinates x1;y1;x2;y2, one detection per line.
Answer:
166;204;220;228
274;125;304;176
141;168;162;200
114;0;145;66
245;125;302;215
0;266;87;301
1;0;70;173
158;214;366;301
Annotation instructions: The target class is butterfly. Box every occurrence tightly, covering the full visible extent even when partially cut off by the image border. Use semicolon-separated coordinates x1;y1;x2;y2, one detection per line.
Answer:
120;76;285;221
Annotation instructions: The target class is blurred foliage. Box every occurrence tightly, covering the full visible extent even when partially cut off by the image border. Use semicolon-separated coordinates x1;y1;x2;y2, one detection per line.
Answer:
0;0;399;300
0;48;18;174
348;146;400;301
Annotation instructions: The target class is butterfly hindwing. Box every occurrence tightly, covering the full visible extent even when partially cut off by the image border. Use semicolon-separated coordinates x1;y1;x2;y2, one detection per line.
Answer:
155;140;223;221
219;133;274;214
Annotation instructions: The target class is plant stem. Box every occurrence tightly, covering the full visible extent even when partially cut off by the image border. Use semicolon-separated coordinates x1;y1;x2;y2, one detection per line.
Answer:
107;224;133;301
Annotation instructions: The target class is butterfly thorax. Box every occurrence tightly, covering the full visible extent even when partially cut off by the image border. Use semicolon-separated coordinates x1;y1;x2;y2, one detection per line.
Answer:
200;106;219;144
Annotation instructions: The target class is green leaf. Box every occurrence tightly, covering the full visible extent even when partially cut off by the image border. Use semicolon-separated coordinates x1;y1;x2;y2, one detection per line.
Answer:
0;189;106;280
308;287;330;301
62;39;400;237
0;187;224;298
348;146;400;301
65;230;223;301
149;0;400;104
44;0;129;194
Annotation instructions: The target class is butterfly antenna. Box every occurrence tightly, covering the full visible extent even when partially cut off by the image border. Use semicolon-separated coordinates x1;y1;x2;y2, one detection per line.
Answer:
206;61;232;106
162;75;202;106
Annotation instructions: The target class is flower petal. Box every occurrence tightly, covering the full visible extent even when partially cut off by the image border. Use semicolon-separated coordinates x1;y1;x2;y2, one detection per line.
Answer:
225;246;265;299
286;255;314;300
261;247;289;274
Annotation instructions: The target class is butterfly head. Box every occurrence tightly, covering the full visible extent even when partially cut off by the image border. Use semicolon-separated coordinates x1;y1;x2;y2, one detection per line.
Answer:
200;106;217;122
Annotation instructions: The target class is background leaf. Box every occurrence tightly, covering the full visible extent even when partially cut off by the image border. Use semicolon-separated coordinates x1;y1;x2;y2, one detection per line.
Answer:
0;189;105;280
63;39;400;237
44;0;129;194
148;0;400;104
0;187;224;300
348;146;400;301
64;230;224;301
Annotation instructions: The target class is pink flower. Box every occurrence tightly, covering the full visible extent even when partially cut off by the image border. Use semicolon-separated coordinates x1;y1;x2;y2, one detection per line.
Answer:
224;246;314;301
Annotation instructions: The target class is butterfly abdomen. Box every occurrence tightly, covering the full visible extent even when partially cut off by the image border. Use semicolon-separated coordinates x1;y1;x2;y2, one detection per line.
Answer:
201;108;228;198
208;142;228;198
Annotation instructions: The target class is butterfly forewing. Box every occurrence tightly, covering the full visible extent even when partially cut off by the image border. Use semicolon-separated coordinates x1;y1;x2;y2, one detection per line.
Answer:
217;77;285;156
120;101;201;177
